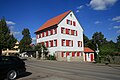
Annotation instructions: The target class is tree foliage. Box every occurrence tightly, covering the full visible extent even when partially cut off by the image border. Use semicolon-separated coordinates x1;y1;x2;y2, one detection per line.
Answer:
92;32;107;46
0;18;17;55
117;35;120;52
19;28;32;52
99;40;116;57
35;43;48;59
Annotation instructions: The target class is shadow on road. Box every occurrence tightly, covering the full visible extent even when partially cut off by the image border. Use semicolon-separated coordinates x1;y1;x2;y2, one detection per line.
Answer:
17;71;32;79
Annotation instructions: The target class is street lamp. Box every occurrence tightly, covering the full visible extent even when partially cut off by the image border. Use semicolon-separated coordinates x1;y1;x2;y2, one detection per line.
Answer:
96;44;99;63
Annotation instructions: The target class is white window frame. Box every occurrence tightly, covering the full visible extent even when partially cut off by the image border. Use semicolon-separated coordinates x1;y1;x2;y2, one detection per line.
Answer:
63;28;65;34
48;30;50;36
63;52;66;57
54;40;57;47
44;32;46;37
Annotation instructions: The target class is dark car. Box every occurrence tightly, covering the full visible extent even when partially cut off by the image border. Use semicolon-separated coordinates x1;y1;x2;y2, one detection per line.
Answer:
0;56;26;80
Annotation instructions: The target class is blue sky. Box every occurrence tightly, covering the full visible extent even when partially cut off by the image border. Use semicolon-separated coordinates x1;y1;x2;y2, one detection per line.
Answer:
0;0;120;43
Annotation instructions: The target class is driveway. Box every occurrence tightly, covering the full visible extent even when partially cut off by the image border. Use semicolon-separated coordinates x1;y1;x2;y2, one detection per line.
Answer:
18;59;120;80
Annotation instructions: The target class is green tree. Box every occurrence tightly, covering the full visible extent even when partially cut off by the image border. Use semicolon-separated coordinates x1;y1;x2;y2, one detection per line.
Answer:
92;32;107;45
35;43;48;59
117;35;120;52
83;34;89;47
19;28;32;53
35;43;42;58
91;32;107;50
0;18;17;55
99;40;116;57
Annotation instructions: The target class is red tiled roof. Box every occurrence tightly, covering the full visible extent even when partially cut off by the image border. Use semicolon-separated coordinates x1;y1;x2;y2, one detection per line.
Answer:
35;10;71;33
84;47;94;53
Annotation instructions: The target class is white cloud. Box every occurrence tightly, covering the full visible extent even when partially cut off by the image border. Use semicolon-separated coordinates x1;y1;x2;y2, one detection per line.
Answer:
89;0;117;10
77;5;84;9
117;30;120;33
112;16;120;22
6;21;16;25
9;26;14;30
11;31;21;35
95;21;101;24
113;26;120;29
76;10;80;13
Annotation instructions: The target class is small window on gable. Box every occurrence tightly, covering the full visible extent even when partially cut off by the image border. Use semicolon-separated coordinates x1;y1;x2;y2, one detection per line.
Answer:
66;19;71;25
70;14;72;17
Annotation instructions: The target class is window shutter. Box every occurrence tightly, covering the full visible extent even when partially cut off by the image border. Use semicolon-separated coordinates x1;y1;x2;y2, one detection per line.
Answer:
77;52;80;56
61;52;64;57
46;41;48;47
72;40;73;47
70;21;72;25
78;41;80;47
66;40;69;46
66;28;69;34
55;28;57;34
81;41;82;47
62;39;63;46
76;31;78;36
42;32;44;37
51;40;53;47
61;27;63;33
73;21;76;26
66;19;69;24
71;30;74;35
56;39;57;46
46;31;48;36
66;52;69;56
51;29;53;35
72;52;75;57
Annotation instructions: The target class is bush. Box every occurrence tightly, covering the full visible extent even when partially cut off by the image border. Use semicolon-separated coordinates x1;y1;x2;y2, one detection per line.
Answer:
48;55;56;60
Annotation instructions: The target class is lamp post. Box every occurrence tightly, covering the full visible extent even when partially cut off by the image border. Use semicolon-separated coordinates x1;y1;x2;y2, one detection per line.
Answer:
96;44;99;63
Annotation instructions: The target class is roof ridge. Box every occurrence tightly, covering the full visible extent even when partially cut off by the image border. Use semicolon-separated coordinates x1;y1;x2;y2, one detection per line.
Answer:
35;10;71;33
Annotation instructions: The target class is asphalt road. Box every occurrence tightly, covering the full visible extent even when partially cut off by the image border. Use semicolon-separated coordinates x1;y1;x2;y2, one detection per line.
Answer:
18;59;120;80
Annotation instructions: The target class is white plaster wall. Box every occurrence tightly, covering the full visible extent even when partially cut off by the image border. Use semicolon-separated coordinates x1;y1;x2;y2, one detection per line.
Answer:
58;11;84;52
36;11;84;55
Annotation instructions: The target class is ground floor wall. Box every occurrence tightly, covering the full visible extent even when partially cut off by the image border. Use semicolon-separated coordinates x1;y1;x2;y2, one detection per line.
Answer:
54;51;84;62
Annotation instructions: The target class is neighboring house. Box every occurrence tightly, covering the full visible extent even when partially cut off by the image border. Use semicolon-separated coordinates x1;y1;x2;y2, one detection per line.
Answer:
84;47;95;62
35;10;84;61
2;41;20;56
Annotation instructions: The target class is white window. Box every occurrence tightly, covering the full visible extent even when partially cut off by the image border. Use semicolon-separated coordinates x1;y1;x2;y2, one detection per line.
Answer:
75;52;77;57
49;41;51;47
37;34;39;38
63;52;66;57
63;28;65;34
69;29;71;35
69;40;72;47
54;40;57;46
44;32;46;37
48;30;50;36
41;33;42;37
53;29;55;35
67;20;71;25
74;30;76;36
62;39;66;46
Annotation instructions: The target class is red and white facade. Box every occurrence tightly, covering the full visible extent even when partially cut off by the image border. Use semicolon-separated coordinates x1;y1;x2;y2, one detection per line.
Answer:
35;10;86;61
84;47;95;62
